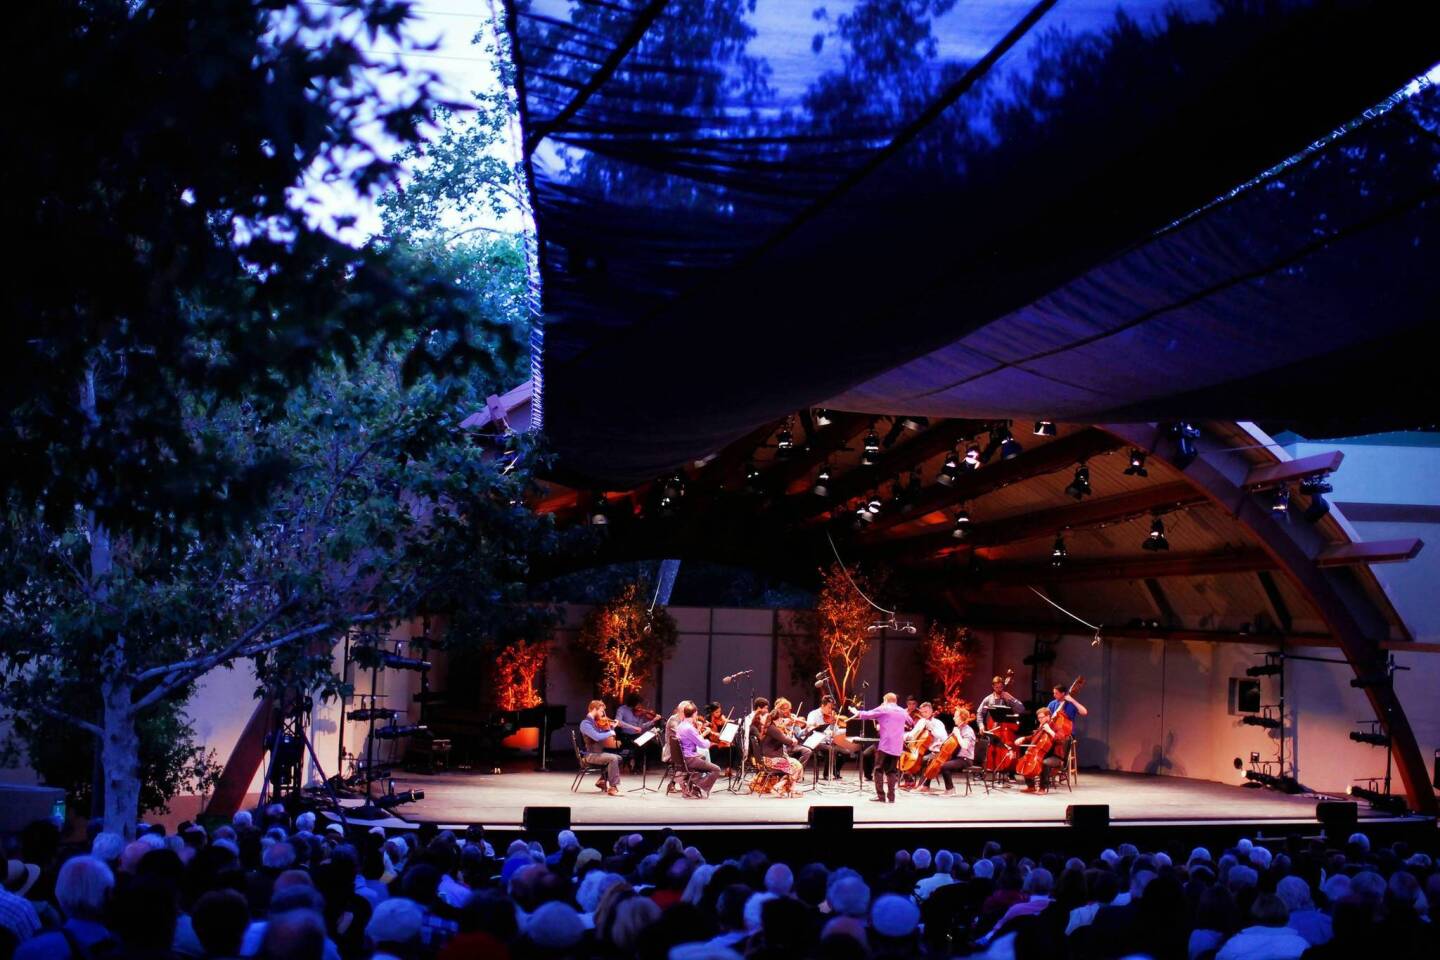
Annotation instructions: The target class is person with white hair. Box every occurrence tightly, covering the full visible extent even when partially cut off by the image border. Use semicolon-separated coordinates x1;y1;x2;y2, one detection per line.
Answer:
764;863;794;897
14;857;115;960
987;867;1054;939
682;864;717;907
826;875;871;919
90;832;124;868
743;892;777;933
1216;893;1308;960
1276;876;1332;946
294;811;316;834
368;897;424;960
1346;831;1370;853
915;850;957;901
232;810;253;830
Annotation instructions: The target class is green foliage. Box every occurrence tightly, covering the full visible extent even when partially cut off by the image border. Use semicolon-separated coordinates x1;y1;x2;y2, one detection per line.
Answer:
3;699;221;817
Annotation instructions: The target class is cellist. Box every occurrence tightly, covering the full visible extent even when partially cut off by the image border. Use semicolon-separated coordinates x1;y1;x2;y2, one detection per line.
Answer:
1015;705;1060;794
899;702;947;791
918;705;977;795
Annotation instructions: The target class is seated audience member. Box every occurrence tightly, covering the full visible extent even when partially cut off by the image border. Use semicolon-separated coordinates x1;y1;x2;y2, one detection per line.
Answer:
1216;893;1309;960
191;889;250;960
15;856;116;960
1276;876;1332;947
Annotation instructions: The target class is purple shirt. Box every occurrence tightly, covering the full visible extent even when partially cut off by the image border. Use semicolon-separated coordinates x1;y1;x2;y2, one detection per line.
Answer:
852;702;910;755
678;720;708;758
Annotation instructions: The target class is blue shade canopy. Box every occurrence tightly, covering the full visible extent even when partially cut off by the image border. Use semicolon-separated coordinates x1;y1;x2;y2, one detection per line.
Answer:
506;0;1440;487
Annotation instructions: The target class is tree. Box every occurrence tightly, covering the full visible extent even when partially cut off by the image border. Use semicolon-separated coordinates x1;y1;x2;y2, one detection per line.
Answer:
492;640;549;711
922;624;978;711
807;563;878;705
1;1;545;835
575;584;679;702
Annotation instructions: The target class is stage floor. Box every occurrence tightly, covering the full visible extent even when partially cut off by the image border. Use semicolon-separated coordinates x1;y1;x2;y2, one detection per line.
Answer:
381;768;1382;831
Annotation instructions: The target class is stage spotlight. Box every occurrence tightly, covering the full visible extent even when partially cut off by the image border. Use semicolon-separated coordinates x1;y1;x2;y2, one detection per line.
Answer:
1033;420;1057;437
744;463;763;494
775;425;795;457
863;428;881;454
1245;770;1301;793
1143;517;1169;551
1242;714;1281;729
815;408;833;427
1349;730;1391;747
813;466;832;498
1051;535;1067;567
962;445;982;471
901;416;929;432
937;448;960;487
1348;784;1407;814
1064;464;1092;501
1246;663;1282;677
1171;422;1201;468
866;495;883;516
589;494;609;526
1303;494;1331;524
951;509;970;539
375;789;425;809
996;425;1023;460
1124;449;1149;477
1299;473;1333;496
853;508;870;529
1270;486;1290;514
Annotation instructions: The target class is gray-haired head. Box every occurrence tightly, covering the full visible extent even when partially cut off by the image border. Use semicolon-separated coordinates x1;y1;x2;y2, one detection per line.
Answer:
57;856;115;921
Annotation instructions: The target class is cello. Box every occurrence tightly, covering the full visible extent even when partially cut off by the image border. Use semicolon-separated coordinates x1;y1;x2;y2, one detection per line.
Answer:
1015;675;1083;779
898;723;933;775
922;703;972;783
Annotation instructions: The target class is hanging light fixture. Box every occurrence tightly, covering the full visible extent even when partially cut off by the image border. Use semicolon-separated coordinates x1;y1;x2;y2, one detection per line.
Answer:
1143;516;1169;551
815;408;834;427
1172;422;1201;468
937;447;960;487
1271;486;1290;514
775;422;795;458
589;494;610;526
1124;449;1149;477
997;424;1023;460
901;415;928;432
951;504;971;539
1051;535;1068;567
1064;463;1092;501
1299;474;1333;496
863;426;881;453
813;465;832;498
1033;420;1057;437
866;493;883;515
962;444;982;471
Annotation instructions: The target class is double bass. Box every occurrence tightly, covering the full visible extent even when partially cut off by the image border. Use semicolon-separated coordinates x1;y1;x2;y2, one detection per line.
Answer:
1015;675;1084;779
983;669;1021;773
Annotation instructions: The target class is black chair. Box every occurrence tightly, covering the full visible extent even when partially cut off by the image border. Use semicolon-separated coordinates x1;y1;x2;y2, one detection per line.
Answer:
569;729;611;793
659;731;690;796
1045;738;1073;792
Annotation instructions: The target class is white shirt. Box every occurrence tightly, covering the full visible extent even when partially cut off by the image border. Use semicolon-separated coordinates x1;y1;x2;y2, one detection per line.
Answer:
908;716;947;750
1214;925;1310;960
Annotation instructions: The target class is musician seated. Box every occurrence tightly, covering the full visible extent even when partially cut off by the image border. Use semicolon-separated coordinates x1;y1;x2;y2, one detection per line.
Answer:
1017;706;1059;794
918;706;978;796
900;702;947;791
616;691;659;771
676;703;722;799
758;710;804;797
660;700;696;768
805;695;858;778
770;698;813;768
579;700;623;796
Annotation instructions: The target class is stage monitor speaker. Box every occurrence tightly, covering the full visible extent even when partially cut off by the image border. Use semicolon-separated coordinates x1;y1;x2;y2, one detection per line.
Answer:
808;806;853;833
1316;800;1357;836
1065;804;1109;830
523;806;571;836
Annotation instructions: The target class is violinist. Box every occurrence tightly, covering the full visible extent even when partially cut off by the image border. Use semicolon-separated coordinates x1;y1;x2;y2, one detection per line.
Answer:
758;706;804;797
805;695;858;779
1016;705;1059;794
770;698;813;768
904;694;921;729
579;700;623;796
702;701;736;773
616;691;659;770
677;703;722;798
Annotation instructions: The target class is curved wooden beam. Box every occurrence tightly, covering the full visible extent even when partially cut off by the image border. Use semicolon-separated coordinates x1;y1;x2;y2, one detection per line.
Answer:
1099;423;1436;815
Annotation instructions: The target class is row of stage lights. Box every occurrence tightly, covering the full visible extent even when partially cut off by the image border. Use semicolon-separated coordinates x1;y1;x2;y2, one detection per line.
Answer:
590;419;1333;543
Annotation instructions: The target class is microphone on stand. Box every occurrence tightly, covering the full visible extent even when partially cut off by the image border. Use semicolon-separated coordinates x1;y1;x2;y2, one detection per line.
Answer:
721;669;753;685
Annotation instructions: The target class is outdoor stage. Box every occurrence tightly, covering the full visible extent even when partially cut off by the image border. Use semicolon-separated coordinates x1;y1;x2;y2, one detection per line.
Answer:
374;768;1398;832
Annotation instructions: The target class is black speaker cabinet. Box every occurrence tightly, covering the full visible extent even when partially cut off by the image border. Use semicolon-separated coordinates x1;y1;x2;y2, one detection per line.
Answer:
523;806;571;835
1065;804;1110;830
1316;800;1357;836
808;805;853;833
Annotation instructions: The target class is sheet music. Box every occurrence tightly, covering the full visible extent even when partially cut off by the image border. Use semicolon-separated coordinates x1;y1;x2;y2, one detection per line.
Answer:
719;721;739;743
803;730;828;750
632;729;656;747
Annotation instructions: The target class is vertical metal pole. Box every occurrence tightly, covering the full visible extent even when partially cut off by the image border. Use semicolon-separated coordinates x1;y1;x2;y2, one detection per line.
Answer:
1278;639;1286;783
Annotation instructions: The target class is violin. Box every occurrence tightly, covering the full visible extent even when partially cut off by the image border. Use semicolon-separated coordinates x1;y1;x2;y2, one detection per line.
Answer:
633;705;659;723
593;715;616;730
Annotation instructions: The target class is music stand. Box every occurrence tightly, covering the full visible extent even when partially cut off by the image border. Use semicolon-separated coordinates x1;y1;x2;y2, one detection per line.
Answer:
628;728;659;793
520;705;567;771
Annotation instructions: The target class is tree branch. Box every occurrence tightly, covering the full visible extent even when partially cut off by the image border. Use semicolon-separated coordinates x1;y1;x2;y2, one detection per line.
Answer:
8;698;103;738
130;596;297;684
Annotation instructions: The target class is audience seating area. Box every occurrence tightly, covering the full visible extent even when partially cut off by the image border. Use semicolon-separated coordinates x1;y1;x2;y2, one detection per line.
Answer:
0;807;1436;960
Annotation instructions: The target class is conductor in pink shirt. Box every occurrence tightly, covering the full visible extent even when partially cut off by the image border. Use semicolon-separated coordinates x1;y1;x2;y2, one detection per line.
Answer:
851;692;910;803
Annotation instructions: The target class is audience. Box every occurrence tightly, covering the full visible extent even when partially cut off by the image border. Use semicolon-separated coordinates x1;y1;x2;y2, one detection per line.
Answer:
0;810;1435;960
